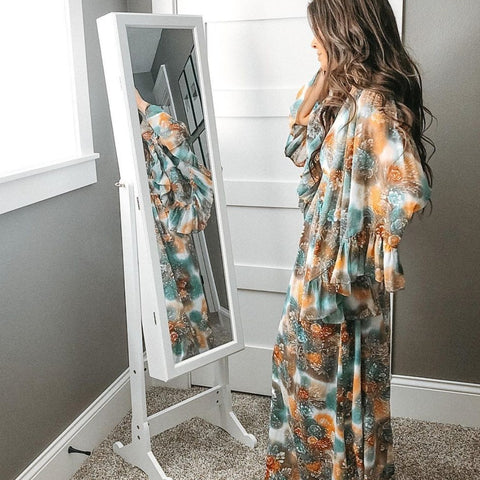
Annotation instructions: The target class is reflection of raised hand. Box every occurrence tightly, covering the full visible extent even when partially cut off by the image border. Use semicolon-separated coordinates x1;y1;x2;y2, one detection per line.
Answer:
135;88;150;115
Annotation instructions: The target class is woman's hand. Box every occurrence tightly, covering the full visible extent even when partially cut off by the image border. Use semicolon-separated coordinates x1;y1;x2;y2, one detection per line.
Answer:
135;88;150;115
295;69;328;126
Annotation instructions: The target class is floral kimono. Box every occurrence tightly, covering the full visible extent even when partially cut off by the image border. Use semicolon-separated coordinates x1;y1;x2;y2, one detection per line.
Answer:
140;104;215;362
265;77;431;480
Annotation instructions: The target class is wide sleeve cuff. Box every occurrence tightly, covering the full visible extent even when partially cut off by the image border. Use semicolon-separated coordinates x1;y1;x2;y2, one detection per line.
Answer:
284;71;320;167
146;104;190;152
166;163;214;235
327;231;407;295
145;104;214;234
285;123;308;167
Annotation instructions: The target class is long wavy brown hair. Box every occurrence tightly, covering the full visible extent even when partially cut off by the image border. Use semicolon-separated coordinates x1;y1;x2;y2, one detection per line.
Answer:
307;0;434;193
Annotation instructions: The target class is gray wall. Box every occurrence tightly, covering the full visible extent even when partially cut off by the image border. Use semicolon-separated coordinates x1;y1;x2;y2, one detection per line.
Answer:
0;1;129;479
127;0;151;13
1;1;479;479
393;1;480;382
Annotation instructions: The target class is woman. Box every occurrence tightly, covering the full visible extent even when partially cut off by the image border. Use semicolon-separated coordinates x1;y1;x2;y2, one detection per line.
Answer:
136;90;216;362
265;1;433;479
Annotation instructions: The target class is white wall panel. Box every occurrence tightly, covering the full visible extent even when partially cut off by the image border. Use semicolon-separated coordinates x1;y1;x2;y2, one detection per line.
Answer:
390;0;404;35
225;180;298;209
179;0;309;22
213;88;298;118
200;6;314;367
207;18;318;90
237;290;286;345
178;0;403;35
235;265;291;293
228;206;302;268
216;117;302;182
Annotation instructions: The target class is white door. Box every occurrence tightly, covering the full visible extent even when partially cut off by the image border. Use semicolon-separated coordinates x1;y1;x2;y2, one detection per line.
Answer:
154;0;404;395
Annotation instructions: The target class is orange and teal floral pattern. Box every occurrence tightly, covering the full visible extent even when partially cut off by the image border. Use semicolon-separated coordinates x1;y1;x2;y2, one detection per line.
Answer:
265;76;431;479
266;279;394;480
141;104;214;362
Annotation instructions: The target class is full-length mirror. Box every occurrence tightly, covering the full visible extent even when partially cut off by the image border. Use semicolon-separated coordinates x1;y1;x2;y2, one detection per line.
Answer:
97;13;244;380
128;25;234;361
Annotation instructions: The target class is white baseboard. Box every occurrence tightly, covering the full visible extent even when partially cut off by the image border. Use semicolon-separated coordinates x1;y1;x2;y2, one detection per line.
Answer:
14;358;197;480
15;348;480;480
15;369;132;480
390;374;480;427
225;346;480;428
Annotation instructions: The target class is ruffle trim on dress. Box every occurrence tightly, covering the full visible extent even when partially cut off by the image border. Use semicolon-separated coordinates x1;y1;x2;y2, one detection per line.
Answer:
284;71;325;168
299;274;385;325
142;105;214;235
146;105;190;151
285;124;308;167
305;229;406;297
297;230;399;325
297;167;321;217
152;163;214;235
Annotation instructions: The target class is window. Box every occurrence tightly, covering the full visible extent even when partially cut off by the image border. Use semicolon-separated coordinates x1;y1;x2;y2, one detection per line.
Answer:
0;0;98;214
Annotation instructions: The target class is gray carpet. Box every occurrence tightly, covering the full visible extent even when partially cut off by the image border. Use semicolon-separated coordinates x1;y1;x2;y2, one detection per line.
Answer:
71;386;480;480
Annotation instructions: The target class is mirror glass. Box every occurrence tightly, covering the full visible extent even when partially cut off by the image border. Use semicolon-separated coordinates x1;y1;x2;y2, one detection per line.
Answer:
126;26;233;363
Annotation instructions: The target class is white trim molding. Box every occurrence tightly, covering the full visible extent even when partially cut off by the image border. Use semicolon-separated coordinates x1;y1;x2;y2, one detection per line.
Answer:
225;180;298;209
0;0;98;215
0;156;98;215
390;374;480;427
235;264;291;293
67;0;96;157
15;356;480;480
14;357;196;480
228;346;480;428
14;369;132;480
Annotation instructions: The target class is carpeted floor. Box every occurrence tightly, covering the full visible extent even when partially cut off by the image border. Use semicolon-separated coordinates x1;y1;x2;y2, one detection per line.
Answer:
71;386;480;480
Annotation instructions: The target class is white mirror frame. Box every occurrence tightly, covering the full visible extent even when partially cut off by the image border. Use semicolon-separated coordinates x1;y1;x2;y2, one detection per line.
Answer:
97;12;244;380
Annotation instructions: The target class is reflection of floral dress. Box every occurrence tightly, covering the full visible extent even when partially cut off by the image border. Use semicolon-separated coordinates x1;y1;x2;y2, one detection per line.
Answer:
140;104;215;362
265;78;431;480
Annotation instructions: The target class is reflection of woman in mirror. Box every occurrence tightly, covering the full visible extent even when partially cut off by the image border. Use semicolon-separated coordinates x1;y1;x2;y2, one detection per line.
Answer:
136;88;215;362
265;1;433;479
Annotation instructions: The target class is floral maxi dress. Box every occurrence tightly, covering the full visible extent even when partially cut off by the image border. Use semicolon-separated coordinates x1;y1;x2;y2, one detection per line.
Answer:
140;104;215;362
265;79;431;480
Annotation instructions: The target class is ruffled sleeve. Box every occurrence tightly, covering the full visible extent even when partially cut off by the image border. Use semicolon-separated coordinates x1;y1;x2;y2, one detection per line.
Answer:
284;72;320;167
285;72;327;218
370;113;431;291
145;104;190;154
329;97;431;293
144;104;214;235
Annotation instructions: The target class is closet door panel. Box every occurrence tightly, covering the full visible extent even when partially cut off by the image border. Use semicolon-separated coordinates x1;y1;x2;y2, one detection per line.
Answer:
178;0;308;22
228;207;302;268
216;118;302;182
207;18;316;90
173;0;314;392
238;290;287;344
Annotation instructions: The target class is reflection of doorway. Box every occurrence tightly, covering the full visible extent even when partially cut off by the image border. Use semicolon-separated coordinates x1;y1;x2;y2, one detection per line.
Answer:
152;64;177;117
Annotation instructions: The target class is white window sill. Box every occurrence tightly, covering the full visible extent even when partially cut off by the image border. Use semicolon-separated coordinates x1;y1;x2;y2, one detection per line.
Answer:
0;154;99;215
